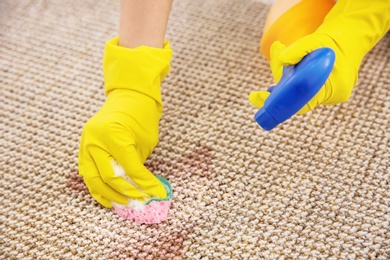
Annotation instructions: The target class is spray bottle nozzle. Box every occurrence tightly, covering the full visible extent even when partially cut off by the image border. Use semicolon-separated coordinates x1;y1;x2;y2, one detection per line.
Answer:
255;47;336;131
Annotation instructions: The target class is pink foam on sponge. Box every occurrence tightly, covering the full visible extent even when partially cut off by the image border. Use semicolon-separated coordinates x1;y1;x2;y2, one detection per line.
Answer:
114;200;172;224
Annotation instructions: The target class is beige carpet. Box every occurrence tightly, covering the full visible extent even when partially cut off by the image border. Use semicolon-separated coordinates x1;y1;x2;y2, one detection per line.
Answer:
1;0;389;259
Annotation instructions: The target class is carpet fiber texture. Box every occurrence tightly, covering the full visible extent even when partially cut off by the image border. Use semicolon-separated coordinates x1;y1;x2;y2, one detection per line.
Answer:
1;0;389;259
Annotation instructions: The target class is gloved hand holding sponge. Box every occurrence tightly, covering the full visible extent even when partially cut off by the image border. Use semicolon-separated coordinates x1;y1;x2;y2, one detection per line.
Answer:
78;37;172;209
250;0;390;128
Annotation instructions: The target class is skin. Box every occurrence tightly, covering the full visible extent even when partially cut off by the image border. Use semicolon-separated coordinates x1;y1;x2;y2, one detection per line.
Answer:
119;0;174;49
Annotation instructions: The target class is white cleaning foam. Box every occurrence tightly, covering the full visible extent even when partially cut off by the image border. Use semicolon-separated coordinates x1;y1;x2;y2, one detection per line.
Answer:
111;160;148;209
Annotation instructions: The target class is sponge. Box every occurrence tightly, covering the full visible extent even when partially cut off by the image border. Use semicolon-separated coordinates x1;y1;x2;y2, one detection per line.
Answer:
113;175;173;224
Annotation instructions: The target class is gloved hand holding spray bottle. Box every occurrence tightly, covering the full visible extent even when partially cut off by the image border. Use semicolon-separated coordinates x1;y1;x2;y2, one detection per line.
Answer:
250;0;390;130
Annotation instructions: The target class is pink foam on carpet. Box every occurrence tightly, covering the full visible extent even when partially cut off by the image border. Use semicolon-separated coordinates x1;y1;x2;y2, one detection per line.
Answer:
113;200;173;224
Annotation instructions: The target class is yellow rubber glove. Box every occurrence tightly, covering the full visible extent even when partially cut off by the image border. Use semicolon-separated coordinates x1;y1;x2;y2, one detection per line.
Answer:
250;0;390;115
78;37;172;208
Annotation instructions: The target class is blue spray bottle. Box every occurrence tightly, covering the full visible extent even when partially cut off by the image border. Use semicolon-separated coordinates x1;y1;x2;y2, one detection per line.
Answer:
255;48;336;131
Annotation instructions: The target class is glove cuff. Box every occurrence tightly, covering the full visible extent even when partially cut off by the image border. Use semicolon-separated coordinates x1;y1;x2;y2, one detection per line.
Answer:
103;37;173;106
315;0;390;65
